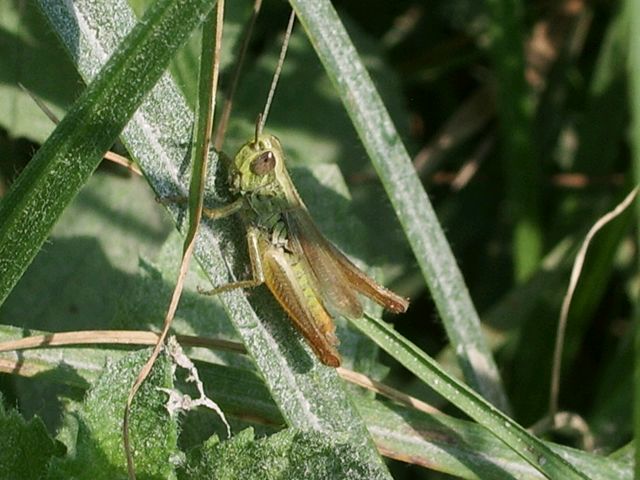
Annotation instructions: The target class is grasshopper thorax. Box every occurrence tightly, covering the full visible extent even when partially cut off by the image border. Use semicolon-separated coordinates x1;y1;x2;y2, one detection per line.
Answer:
229;133;286;194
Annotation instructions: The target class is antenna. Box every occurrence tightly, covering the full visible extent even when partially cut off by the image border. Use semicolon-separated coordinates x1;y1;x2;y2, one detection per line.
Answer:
259;9;296;134
254;113;263;143
213;0;263;151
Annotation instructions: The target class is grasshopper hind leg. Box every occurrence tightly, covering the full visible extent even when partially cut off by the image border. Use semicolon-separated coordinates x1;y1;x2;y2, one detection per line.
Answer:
262;247;341;367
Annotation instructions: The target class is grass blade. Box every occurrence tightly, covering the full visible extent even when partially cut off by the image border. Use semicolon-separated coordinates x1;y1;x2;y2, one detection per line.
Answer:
350;313;589;479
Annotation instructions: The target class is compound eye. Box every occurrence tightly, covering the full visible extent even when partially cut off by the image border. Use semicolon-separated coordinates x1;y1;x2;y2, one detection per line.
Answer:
250;151;276;176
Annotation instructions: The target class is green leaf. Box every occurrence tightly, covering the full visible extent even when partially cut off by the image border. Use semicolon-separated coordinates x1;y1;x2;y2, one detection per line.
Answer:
47;350;177;479
181;427;384;479
0;399;65;479
113;230;244;367
0;324;629;479
0;173;171;334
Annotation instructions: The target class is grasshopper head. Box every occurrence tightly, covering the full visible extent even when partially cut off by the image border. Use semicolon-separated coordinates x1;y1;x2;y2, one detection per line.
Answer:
229;134;285;194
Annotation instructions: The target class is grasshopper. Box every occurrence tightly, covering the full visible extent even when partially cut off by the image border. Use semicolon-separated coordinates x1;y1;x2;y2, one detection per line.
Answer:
201;125;409;367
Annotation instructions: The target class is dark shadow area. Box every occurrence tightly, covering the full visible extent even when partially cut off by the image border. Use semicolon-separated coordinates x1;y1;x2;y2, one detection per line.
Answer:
0;5;81;111
2;361;88;434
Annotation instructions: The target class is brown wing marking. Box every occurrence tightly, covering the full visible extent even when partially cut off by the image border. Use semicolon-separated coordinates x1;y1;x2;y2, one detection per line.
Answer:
262;245;341;367
286;209;363;319
286;209;409;314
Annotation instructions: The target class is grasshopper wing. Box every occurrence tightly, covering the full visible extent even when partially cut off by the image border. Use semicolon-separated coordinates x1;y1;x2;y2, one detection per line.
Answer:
262;244;342;367
285;208;365;319
286;209;409;315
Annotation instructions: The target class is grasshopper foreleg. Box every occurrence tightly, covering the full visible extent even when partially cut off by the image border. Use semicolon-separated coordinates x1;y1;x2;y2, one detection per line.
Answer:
202;198;244;220
198;229;265;295
157;196;244;220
